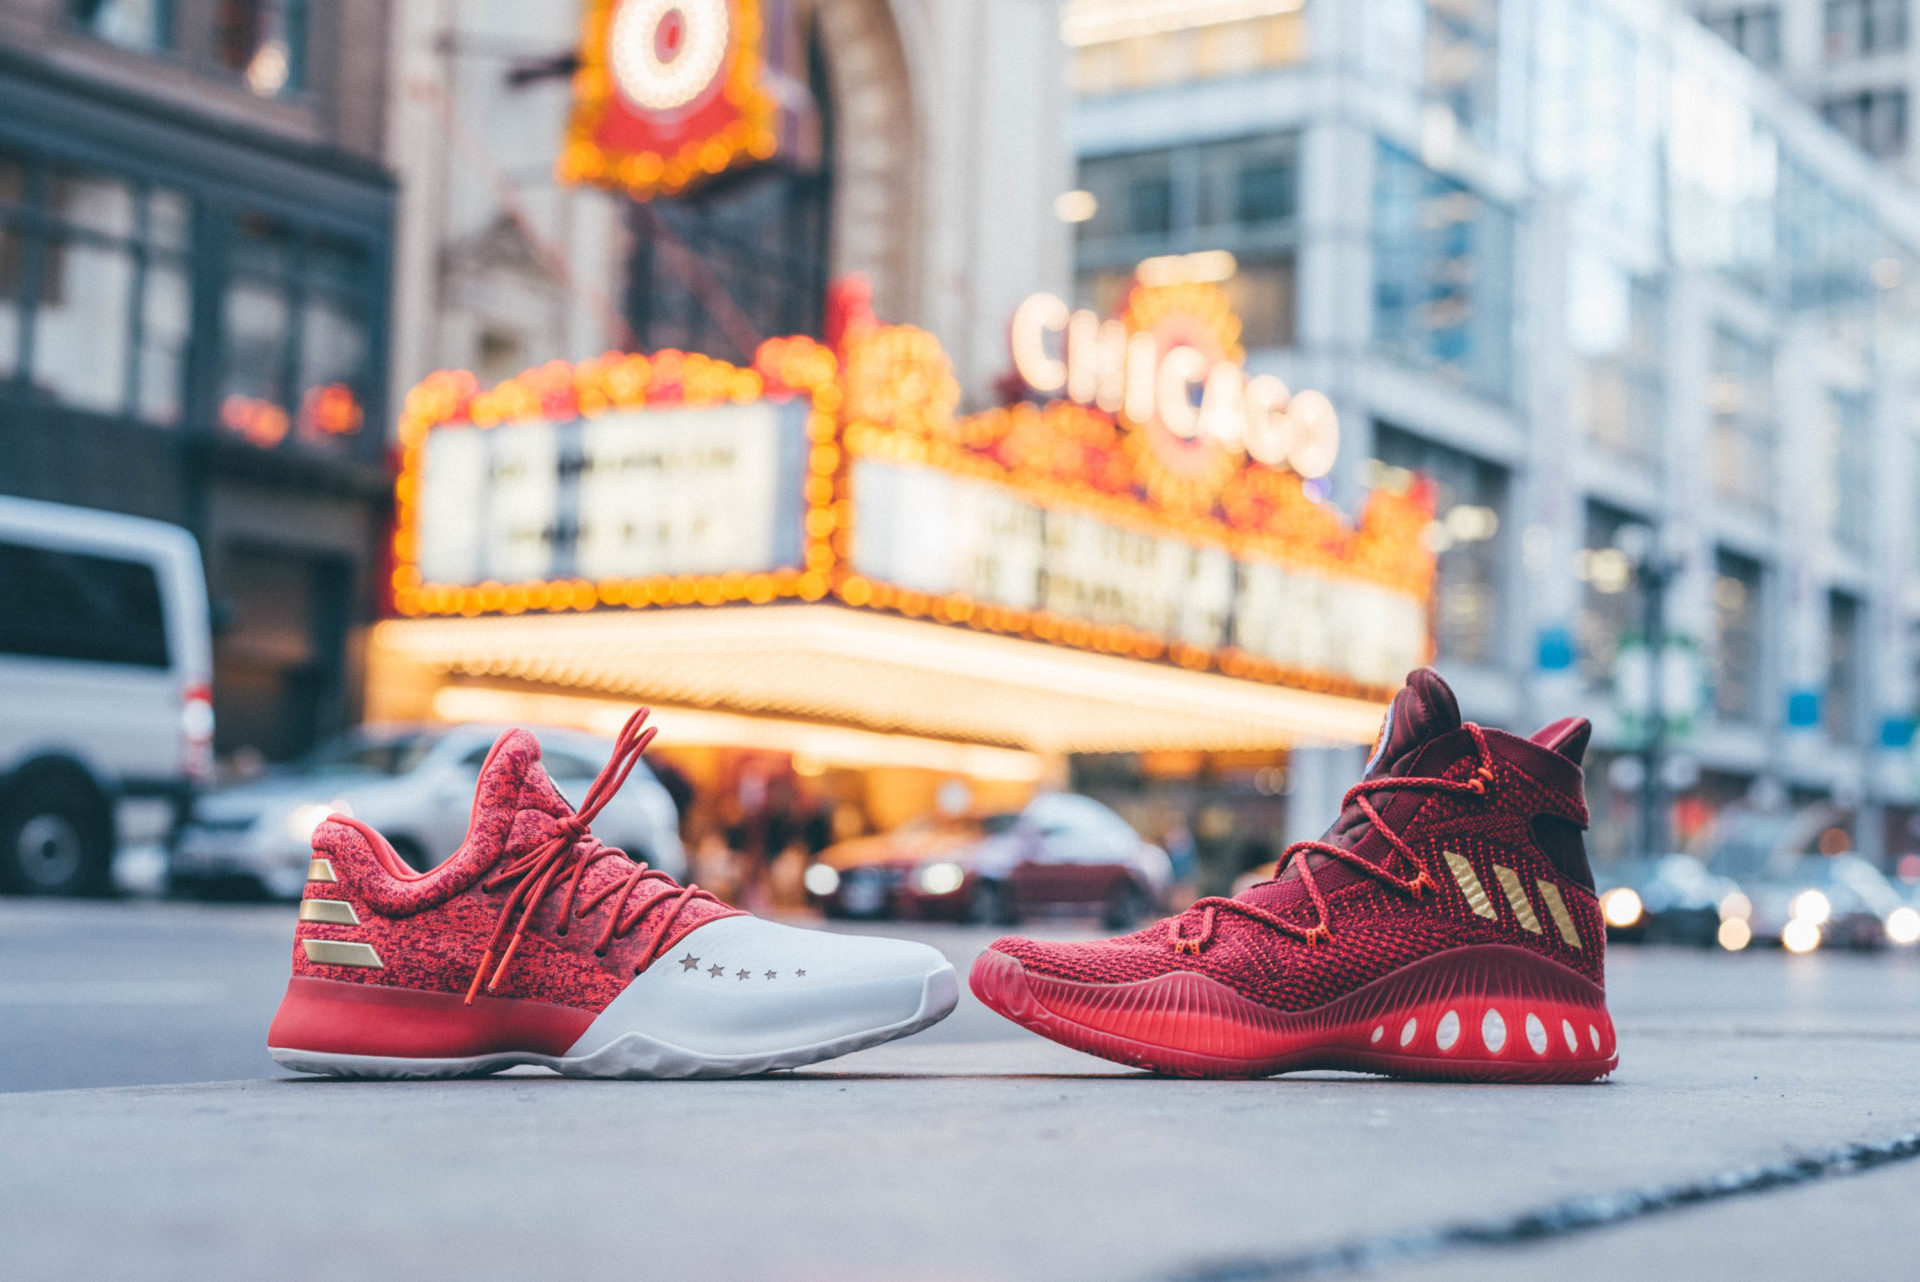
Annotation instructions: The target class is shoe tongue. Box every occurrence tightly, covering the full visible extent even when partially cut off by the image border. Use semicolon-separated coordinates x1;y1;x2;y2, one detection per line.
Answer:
1237;669;1462;911
474;728;578;839
1362;667;1461;780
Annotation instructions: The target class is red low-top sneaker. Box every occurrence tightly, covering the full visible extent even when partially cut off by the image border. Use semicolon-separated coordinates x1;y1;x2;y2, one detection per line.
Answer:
972;669;1616;1082
268;710;957;1079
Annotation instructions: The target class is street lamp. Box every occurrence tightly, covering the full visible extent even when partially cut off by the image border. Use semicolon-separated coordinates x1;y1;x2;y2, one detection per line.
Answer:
1614;524;1684;860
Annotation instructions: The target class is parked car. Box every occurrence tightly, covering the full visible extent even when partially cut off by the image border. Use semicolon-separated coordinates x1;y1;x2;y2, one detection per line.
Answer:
1594;854;1743;947
809;793;1172;928
1741;854;1913;953
0;498;213;895
171;722;684;898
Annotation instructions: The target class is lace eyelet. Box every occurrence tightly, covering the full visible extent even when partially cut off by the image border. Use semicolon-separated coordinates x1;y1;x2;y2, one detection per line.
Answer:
554;926;567;937
593;947;608;958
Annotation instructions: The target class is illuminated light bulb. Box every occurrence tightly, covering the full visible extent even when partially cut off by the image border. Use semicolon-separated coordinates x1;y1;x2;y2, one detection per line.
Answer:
609;0;731;113
1008;293;1068;393
1887;906;1920;945
1600;886;1643;928
1242;375;1296;467
1285;389;1341;480
1065;309;1100;404
1123;331;1158;424
1197;362;1246;449
1156;344;1208;440
1717;917;1752;951
1781;917;1822;954
1790;889;1831;926
1094;319;1128;413
1718;890;1751;922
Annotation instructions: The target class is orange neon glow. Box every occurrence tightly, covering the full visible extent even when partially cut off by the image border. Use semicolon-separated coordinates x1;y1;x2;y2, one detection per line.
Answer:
390;281;1435;705
558;0;780;201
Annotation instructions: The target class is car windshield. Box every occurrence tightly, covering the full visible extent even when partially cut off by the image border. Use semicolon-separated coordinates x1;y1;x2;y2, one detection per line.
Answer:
286;731;442;779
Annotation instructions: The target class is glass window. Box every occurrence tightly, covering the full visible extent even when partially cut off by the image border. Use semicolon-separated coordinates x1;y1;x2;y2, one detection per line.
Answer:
1709;328;1773;511
1372;426;1508;665
1222;254;1295;348
296;236;370;442
0;156;191;424
1821;88;1909;158
1426;0;1500;142
1071;11;1304;97
0;541;169;668
1073;136;1302;351
1372;141;1515;403
1704;6;1783;65
1576;502;1643;691
1570;253;1664;467
32;233;134;414
1825;0;1908;60
1827;591;1861;742
1817;390;1871;552
218;215;375;451
70;0;172;52
1711;549;1764;722
217;0;308;98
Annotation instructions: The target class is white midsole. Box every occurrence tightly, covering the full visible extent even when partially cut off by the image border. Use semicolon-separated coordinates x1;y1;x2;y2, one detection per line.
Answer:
269;964;957;1080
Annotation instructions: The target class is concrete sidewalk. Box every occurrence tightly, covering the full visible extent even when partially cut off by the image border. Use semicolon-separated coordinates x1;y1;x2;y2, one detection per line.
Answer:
7;1005;1920;1281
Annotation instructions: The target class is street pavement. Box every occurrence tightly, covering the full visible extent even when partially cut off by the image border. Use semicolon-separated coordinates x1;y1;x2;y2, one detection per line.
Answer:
3;899;1920;1281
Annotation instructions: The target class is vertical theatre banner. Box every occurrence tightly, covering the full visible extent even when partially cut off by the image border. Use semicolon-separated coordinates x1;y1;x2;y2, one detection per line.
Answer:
560;0;779;199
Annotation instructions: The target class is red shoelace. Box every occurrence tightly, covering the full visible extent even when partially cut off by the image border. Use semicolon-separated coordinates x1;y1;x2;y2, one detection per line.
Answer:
464;708;730;1004
1169;723;1497;955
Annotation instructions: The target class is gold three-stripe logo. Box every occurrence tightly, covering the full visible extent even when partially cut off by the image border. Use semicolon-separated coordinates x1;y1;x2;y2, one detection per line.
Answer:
1443;850;1581;949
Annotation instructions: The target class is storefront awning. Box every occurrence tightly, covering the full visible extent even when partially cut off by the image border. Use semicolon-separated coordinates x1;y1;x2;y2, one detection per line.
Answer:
369;604;1390;757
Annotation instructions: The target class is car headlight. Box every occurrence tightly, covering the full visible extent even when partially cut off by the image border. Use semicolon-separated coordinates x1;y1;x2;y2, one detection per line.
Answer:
914;861;967;896
803;863;841;897
1887;906;1920;945
1781;917;1822;953
1718;891;1751;922
1600;887;1644;928
286;799;353;844
1790;889;1831;926
1717;917;1752;951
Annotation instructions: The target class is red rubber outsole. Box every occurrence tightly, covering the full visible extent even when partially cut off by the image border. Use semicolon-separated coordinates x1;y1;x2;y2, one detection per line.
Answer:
266;976;595;1059
970;944;1617;1083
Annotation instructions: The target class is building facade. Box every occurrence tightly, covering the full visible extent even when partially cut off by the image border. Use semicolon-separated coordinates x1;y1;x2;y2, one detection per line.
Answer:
383;0;1072;414
0;0;397;764
1690;0;1919;181
1067;0;1920;866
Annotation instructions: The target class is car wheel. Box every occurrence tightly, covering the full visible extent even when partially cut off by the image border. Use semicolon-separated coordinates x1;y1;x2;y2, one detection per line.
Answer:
0;781;112;896
968;879;1018;927
388;836;433;873
1102;881;1148;931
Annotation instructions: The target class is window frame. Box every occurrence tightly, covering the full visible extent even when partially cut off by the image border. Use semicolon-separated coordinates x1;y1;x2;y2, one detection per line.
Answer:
0;149;193;426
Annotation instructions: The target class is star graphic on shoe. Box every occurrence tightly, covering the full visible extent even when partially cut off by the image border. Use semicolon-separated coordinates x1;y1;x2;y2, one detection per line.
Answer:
736;968;751;980
679;953;700;972
708;964;724;978
765;969;777;980
794;968;805;978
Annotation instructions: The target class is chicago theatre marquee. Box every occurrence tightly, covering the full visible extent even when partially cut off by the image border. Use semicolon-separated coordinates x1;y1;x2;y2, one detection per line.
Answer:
366;274;1436;802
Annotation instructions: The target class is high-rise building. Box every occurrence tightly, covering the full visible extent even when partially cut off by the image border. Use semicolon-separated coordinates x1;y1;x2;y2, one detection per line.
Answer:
1066;0;1920;866
1690;0;1918;179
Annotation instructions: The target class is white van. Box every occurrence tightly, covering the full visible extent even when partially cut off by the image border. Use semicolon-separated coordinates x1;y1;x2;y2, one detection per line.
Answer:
0;497;214;895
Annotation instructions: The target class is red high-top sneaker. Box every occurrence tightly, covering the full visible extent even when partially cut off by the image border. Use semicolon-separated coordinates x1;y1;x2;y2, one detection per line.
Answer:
972;670;1615;1081
268;710;956;1078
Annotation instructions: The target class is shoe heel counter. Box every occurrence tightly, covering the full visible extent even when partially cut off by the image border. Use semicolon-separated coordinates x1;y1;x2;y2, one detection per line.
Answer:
1529;813;1594;892
291;819;390;980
